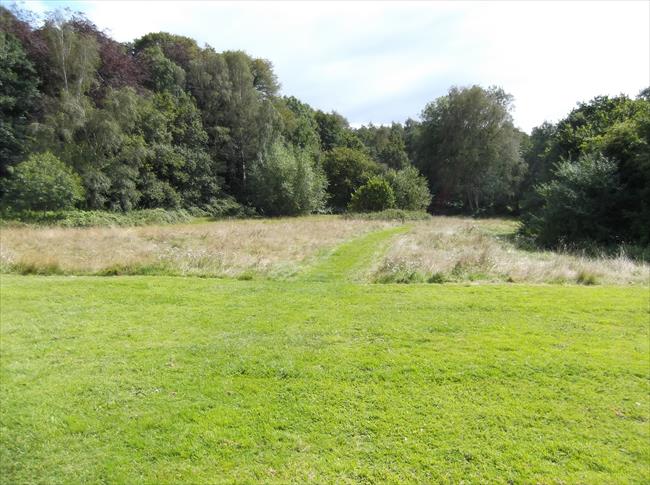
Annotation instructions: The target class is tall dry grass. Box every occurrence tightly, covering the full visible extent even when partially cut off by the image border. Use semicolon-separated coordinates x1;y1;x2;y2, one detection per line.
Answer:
0;216;395;278
373;217;649;285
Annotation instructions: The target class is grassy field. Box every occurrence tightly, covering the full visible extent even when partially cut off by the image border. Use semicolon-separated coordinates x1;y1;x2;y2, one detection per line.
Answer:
1;217;649;483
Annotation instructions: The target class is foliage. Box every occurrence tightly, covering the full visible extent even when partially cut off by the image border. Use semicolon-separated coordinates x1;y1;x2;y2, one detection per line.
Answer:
521;154;623;247
0;31;40;172
522;93;650;246
348;176;396;212
356;122;410;169
1;152;83;211
276;96;321;154
417;85;525;213
384;166;432;211
188;49;281;199
0;208;193;227
248;141;326;216
322;147;380;210
314;110;365;152
40;11;100;97
138;45;185;93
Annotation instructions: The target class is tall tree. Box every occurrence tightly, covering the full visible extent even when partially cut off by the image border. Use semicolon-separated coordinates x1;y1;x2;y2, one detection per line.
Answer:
187;49;280;200
416;85;525;212
40;11;100;98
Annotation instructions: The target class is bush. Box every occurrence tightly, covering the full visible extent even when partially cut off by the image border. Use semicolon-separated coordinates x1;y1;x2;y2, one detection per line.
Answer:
520;154;623;247
348;177;396;213
189;197;257;218
248;142;327;216
0;208;193;227
385;166;432;211
1;152;84;211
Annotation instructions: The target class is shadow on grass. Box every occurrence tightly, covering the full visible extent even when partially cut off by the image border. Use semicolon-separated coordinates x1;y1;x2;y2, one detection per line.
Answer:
501;231;650;263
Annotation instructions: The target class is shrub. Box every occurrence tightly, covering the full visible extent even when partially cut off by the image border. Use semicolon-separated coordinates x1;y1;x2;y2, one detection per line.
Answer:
198;197;257;218
384;166;432;211
0;209;193;227
348;177;396;213
520;154;623;247
576;270;598;285
1;152;84;211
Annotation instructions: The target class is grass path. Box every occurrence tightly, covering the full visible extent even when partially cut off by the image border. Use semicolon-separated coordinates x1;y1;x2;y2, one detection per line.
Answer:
298;225;410;282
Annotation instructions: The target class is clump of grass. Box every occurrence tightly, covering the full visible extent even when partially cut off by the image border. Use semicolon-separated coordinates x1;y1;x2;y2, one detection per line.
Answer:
11;258;64;275
576;270;598;285
373;260;426;284
236;271;254;281
427;272;446;284
95;262;172;276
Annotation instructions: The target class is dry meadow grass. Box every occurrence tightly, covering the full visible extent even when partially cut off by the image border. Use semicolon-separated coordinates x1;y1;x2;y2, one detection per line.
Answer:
0;216;395;278
373;217;649;285
2;215;647;284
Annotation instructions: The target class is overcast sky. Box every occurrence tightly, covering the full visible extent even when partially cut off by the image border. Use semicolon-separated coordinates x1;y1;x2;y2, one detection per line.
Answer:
16;0;650;132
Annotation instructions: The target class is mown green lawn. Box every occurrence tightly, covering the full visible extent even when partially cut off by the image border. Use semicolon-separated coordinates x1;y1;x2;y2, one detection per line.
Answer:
1;275;648;483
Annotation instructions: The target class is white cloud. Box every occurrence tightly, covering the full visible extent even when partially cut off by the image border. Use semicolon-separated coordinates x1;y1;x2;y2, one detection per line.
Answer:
18;0;650;132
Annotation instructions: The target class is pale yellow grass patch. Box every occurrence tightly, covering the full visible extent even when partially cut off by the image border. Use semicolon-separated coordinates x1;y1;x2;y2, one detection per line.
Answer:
376;217;649;285
0;216;395;278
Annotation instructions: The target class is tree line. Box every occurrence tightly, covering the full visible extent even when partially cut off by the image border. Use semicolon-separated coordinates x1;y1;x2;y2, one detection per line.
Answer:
1;6;648;248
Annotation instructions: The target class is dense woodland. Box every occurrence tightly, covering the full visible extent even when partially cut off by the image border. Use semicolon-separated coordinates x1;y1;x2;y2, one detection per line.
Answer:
1;7;648;248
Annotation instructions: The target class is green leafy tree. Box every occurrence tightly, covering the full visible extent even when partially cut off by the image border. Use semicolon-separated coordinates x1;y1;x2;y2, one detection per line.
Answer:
322;147;381;211
417;85;525;213
314;110;364;152
552;95;642;161
187;49;280;200
41;11;100;97
356;123;409;169
385;166;432;211
138;45;185;94
522;93;650;245
248;141;326;216
520;122;557;196
348;176;396;212
596;100;650;244
0;31;40;173
276;96;321;154
1;151;84;211
521;154;623;247
133;32;200;73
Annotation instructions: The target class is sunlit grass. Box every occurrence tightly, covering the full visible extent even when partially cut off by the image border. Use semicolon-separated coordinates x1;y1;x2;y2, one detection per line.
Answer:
1;275;647;483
